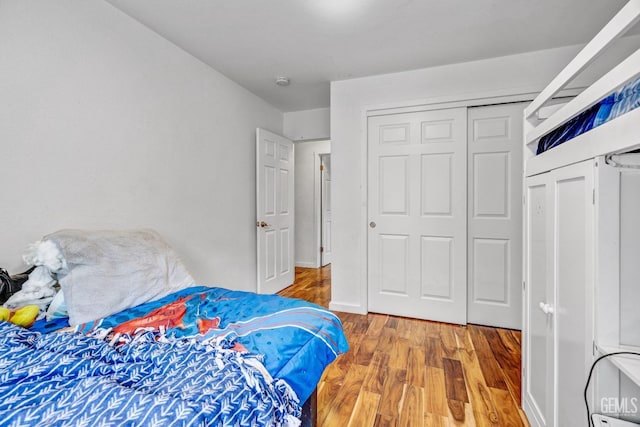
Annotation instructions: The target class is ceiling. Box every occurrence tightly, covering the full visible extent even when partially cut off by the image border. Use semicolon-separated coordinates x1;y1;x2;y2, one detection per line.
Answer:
107;0;630;112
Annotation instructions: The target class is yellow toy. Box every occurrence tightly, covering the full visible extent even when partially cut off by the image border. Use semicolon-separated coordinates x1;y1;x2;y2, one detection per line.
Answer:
0;305;39;327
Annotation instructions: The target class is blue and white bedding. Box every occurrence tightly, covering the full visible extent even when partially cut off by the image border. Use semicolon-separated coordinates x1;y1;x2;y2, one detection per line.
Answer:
2;230;349;426
537;75;640;154
0;322;301;426
32;286;349;403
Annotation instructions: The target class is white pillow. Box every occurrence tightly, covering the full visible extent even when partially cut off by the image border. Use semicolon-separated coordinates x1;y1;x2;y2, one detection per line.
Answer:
44;229;195;326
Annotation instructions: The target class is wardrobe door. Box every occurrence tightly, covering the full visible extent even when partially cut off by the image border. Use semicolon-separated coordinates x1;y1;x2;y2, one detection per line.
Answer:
523;172;554;427
552;160;594;427
523;159;595;427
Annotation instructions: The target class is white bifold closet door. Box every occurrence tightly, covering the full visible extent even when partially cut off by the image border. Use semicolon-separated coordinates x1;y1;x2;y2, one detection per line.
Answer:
467;103;524;330
367;108;468;324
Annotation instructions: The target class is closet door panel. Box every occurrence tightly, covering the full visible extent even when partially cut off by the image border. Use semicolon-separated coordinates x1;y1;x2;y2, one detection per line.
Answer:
368;108;467;324
468;103;525;329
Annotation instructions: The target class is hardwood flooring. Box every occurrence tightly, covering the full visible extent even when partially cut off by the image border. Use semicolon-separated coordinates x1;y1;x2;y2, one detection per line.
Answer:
279;266;529;427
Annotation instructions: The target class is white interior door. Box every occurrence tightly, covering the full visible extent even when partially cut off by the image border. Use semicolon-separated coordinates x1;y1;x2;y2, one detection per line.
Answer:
467;103;525;329
321;154;332;266
256;128;294;294
367;107;467;324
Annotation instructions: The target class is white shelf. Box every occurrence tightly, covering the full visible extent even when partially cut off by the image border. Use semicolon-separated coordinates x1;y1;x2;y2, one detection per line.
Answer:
597;344;640;387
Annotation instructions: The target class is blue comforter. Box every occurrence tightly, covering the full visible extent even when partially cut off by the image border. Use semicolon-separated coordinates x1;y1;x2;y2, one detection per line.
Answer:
34;286;349;403
0;322;300;426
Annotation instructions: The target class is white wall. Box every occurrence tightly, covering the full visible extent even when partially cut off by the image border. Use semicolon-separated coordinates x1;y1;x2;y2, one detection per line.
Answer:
294;140;331;268
0;0;283;292
329;38;640;313
284;108;330;141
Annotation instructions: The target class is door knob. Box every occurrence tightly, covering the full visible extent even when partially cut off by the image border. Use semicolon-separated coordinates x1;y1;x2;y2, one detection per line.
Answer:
538;302;554;315
369;221;376;228
256;221;271;228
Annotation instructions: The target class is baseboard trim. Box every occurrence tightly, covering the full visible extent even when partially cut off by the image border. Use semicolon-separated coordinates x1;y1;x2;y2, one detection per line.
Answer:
329;301;367;315
295;261;320;268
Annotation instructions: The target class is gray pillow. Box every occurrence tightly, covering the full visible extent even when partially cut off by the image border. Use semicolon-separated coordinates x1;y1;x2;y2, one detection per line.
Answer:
45;229;195;326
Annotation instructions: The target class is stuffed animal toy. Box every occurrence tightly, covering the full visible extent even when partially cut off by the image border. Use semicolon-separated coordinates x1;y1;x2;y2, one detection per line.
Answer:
3;266;57;309
0;305;39;328
3;240;65;311
23;240;67;273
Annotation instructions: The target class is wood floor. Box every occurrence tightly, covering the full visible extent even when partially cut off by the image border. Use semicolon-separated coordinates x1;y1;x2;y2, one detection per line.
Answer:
279;266;529;427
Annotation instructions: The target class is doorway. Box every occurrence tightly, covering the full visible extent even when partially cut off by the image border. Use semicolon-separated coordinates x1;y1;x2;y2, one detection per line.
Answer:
293;140;331;269
320;154;332;266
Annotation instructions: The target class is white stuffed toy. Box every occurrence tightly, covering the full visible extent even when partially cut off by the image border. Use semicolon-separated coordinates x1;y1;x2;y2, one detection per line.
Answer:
3;266;56;309
22;240;67;273
3;241;65;310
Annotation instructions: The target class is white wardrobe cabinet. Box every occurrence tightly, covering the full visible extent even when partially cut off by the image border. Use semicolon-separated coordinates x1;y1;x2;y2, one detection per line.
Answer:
523;159;595;427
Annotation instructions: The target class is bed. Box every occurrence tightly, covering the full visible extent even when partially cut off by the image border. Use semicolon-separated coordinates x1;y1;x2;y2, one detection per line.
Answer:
0;230;349;426
536;75;640;155
523;0;640;178
522;2;640;426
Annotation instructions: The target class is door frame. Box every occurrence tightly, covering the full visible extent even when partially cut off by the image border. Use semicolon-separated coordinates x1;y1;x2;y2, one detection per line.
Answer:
317;153;331;266
355;88;583;315
297;147;331;269
313;153;323;268
313;152;330;268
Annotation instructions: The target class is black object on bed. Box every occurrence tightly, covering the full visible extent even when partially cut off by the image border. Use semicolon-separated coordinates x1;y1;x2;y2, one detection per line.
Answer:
0;267;33;304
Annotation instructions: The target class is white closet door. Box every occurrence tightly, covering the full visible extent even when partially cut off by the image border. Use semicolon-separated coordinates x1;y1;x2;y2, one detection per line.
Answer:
467;103;525;329
367;108;467;324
